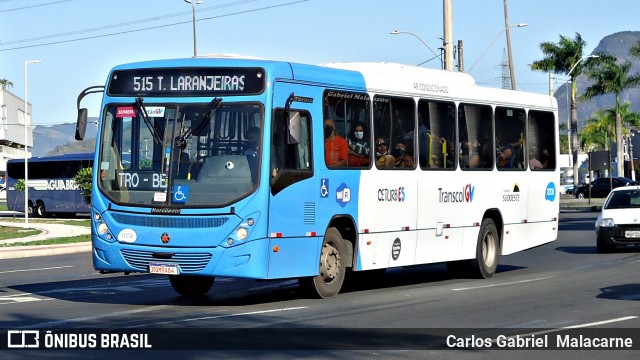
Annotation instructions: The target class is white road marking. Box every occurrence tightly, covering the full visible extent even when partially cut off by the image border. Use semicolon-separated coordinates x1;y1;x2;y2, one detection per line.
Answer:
19;305;172;329
0;294;52;304
452;276;554;291
126;306;309;328
499;316;639;341
0;265;73;275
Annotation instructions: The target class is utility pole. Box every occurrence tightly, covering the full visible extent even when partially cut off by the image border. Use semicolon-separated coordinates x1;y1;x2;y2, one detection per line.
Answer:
457;40;464;72
443;0;454;71
503;0;516;90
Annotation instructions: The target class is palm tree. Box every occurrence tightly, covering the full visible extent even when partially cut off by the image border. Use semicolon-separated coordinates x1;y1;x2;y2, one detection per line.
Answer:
530;33;590;186
0;78;13;90
581;55;640;176
559;122;569;154
581;108;614;152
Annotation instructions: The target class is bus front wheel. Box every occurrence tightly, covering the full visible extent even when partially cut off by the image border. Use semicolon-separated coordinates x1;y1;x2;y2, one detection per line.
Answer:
169;275;214;297
471;218;499;279
299;228;347;298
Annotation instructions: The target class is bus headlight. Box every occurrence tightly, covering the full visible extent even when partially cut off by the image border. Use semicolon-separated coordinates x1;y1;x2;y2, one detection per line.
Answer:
597;218;615;228
236;227;248;240
97;222;110;235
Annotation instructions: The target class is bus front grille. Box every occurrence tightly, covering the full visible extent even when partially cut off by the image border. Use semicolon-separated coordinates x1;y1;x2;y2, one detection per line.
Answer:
111;213;229;228
121;249;212;273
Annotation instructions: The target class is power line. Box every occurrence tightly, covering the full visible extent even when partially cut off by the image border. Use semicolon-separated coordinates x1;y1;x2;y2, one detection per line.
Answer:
1;0;261;45
0;0;72;13
0;0;309;52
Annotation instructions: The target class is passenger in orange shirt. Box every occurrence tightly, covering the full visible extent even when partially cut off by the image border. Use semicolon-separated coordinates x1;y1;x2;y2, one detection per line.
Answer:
324;118;348;167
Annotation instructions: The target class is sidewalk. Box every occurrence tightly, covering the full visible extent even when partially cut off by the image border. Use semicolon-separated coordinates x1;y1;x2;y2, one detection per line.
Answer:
0;221;91;259
558;195;605;212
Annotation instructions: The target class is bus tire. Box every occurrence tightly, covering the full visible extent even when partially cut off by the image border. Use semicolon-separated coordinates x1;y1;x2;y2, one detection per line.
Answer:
169;275;214;297
299;228;346;298
470;218;499;279
36;203;47;218
27;204;35;218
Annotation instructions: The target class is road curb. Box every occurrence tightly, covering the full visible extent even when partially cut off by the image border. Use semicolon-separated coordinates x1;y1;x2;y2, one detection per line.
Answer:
0;242;91;259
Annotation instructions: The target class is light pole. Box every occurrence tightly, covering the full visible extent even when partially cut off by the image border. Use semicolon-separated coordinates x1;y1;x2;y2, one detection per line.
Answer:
24;59;42;227
566;54;599;186
468;23;527;73
184;0;202;57
630;132;636;181
390;30;443;69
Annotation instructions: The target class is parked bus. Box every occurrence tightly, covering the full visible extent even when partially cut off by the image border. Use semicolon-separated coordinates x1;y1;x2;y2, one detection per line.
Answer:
6;153;93;217
76;57;559;298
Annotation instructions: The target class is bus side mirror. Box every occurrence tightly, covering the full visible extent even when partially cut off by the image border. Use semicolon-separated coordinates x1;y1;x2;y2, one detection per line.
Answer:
76;108;88;141
75;85;105;141
287;111;301;145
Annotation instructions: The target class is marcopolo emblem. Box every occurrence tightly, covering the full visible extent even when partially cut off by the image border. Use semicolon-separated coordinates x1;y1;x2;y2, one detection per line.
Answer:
160;232;171;244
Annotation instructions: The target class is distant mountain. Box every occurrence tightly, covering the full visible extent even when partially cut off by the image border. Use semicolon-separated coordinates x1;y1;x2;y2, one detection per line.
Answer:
32;118;98;157
554;31;640;127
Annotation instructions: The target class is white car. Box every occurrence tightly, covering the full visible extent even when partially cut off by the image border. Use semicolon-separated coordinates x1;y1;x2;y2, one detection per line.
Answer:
595;185;640;253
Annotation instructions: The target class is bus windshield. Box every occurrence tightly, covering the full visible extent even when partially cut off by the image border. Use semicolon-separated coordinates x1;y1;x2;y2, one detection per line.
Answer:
98;101;263;207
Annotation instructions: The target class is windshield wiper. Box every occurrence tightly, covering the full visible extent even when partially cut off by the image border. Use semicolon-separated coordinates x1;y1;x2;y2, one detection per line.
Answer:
135;97;163;144
180;97;222;147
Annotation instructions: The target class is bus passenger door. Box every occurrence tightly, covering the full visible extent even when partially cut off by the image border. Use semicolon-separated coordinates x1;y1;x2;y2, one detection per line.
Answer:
266;83;320;279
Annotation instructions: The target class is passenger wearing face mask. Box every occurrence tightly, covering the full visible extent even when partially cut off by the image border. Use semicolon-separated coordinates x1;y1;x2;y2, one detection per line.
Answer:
392;141;414;168
347;123;370;167
324;118;348;167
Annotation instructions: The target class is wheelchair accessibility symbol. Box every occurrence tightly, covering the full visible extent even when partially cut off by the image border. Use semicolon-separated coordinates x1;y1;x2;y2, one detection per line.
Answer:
320;178;329;198
173;185;189;203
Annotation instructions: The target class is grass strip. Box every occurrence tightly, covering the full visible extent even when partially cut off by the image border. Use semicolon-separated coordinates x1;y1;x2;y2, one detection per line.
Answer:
0;234;89;247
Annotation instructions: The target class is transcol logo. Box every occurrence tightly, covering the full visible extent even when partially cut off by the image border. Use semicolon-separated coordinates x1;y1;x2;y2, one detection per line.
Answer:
438;184;474;203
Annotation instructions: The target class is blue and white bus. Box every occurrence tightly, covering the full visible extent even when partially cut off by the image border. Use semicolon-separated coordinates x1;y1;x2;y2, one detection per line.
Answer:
76;57;559;298
6;152;93;217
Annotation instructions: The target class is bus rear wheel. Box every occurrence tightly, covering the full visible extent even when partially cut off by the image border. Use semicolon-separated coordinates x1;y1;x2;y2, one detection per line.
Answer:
36;203;47;218
169;275;214;297
299;228;346;298
471;218;499;279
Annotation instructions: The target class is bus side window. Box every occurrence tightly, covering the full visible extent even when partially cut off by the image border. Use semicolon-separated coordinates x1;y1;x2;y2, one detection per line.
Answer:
270;109;312;195
528;110;556;170
418;99;456;170
459;103;493;170
373;95;415;170
323;90;371;169
495;107;526;170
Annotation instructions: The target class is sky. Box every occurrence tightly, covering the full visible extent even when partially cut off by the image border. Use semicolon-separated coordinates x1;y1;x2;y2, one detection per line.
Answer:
1;0;639;127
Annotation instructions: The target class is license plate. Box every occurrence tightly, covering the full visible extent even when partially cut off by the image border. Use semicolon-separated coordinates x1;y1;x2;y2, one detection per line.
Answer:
149;263;179;275
625;230;640;238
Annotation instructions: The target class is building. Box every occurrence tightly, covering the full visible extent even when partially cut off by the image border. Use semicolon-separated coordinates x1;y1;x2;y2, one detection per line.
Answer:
0;88;33;179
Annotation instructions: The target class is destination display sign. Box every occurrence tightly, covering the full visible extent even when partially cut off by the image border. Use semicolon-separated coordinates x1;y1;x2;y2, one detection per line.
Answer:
107;67;265;96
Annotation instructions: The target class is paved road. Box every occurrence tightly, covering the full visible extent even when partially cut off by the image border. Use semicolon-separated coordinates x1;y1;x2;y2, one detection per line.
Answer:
1;210;639;359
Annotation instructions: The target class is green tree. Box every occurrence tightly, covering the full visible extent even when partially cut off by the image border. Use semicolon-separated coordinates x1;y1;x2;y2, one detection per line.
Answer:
581;103;640;175
13;179;25;215
0;78;13;90
581;109;614;152
73;167;93;203
530;33;591;186
581;55;640;176
559;122;569;154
